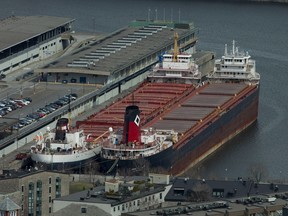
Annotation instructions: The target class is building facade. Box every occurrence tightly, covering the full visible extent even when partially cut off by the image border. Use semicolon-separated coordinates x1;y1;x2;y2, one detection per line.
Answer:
0;170;69;216
0;16;74;78
53;176;172;216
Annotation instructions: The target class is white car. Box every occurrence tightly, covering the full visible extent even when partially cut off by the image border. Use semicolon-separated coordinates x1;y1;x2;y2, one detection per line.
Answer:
14;99;30;105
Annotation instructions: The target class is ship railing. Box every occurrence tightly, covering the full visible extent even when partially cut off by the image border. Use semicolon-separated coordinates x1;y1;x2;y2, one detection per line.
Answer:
102;150;159;160
102;143;159;151
34;146;93;156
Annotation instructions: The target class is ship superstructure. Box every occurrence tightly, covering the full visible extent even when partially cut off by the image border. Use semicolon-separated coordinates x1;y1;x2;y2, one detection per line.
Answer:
30;118;101;170
149;33;201;85
208;40;260;84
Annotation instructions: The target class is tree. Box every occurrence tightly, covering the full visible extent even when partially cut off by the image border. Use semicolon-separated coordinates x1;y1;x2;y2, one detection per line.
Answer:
132;157;150;176
247;163;268;183
187;182;212;202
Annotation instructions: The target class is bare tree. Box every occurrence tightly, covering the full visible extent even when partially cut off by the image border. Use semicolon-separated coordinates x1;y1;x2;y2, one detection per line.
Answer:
247;163;268;183
132;157;150;176
150;166;168;175
187;182;212;202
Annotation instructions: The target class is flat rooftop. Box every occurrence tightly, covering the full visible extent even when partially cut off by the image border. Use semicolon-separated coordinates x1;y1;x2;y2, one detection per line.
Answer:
0;15;74;51
40;21;196;76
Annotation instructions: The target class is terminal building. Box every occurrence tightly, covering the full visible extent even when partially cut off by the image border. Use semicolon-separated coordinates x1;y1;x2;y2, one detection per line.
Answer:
37;20;214;86
0;15;75;79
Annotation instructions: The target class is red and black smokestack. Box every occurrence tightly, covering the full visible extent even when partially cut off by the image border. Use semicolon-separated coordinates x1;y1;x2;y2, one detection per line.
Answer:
122;105;141;144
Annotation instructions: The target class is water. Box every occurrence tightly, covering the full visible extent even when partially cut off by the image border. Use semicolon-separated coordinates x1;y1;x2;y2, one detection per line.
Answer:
1;0;288;181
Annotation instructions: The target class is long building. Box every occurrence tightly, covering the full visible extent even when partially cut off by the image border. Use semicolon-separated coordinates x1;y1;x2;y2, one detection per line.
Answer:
37;20;213;85
0;15;74;78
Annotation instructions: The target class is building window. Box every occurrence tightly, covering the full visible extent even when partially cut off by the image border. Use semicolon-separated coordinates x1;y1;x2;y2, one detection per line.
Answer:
49;207;51;213
49;196;52;203
212;189;224;198
28;182;34;216
49;186;52;194
81;207;87;213
160;193;162;199
113;207;116;212
21;185;24;192
118;206;120;210
49;177;52;184
55;177;61;198
36;180;42;216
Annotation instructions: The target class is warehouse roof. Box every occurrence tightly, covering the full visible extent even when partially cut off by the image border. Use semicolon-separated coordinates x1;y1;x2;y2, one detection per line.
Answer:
0;15;74;51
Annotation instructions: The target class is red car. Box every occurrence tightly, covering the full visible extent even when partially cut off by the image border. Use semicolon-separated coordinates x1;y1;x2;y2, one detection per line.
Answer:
15;153;27;160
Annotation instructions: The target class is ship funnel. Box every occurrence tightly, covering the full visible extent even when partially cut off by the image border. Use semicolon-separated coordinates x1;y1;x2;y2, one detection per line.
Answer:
54;118;69;141
122;105;141;145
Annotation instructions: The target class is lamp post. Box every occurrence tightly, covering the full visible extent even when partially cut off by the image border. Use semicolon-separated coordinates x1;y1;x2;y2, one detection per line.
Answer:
225;168;228;181
20;86;23;98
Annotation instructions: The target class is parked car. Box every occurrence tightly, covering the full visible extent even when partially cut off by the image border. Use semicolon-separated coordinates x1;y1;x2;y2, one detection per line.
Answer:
12;123;24;130
19;118;32;126
15;153;28;160
55;100;66;106
24;116;35;123
27;113;41;120
37;108;50;114
63;94;77;101
23;97;32;103
44;105;56;112
0;110;7;117
1;107;12;113
47;103;61;109
14;99;30;105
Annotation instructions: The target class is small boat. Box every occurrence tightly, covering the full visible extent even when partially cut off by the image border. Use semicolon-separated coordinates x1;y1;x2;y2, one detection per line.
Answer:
30;118;101;171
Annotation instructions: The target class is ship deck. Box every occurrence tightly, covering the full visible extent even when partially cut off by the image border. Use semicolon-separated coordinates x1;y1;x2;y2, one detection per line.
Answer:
77;82;258;145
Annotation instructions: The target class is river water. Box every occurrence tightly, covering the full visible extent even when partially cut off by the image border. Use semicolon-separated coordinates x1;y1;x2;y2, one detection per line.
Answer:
1;0;288;181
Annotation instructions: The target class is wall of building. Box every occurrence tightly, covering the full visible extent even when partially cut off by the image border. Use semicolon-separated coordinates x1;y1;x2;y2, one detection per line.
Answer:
18;171;69;216
0;178;20;194
0;36;64;76
0;171;69;216
46;73;107;85
53;185;172;216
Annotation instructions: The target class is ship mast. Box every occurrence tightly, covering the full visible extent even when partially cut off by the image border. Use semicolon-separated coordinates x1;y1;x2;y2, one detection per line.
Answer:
173;32;179;62
68;97;71;130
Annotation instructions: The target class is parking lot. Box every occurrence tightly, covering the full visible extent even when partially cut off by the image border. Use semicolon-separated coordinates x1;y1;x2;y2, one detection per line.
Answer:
0;79;99;133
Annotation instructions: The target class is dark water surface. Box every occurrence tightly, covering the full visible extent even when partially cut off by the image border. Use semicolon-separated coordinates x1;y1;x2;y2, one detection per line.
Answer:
1;0;288;181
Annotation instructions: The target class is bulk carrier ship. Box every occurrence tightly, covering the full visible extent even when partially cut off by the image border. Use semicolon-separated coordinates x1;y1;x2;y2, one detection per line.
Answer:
30;33;260;175
77;37;260;175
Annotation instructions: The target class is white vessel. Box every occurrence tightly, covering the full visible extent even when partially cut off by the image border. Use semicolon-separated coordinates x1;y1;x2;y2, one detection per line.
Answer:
207;40;260;84
30;118;101;170
148;32;201;85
